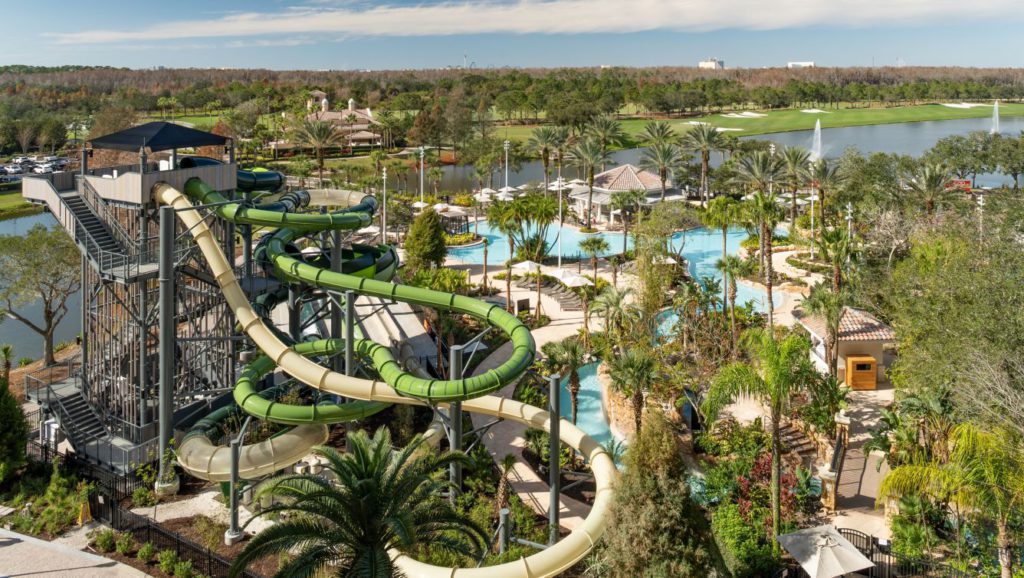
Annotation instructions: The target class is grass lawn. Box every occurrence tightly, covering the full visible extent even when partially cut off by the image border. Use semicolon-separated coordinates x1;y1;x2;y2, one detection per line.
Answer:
0;185;43;221
497;102;1024;143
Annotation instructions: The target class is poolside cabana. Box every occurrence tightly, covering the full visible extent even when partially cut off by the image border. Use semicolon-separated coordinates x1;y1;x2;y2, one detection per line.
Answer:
797;306;896;389
568;164;670;224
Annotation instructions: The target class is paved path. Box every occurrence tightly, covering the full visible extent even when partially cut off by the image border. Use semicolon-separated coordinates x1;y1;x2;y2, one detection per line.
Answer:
0;528;148;578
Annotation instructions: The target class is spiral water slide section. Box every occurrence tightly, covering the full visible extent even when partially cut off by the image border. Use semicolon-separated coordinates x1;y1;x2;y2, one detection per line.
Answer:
159;178;616;577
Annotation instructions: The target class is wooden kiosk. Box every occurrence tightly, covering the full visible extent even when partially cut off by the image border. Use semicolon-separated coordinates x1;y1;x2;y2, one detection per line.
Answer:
844;355;878;390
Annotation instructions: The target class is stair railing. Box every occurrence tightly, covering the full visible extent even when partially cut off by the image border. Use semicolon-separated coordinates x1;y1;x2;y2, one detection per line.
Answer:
78;176;135;252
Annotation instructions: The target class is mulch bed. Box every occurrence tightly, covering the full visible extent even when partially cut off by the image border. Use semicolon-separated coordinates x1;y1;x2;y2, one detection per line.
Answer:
521;449;596;505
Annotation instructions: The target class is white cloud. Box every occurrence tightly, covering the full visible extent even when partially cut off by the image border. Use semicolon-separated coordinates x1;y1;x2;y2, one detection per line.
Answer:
51;0;1024;44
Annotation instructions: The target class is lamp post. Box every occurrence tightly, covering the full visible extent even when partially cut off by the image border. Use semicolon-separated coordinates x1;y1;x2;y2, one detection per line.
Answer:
382;166;388;244
419;146;425;204
809;193;819;260
556;152;564;269
977;194;985;243
768;143;776;195
845;201;853;242
503;139;510;191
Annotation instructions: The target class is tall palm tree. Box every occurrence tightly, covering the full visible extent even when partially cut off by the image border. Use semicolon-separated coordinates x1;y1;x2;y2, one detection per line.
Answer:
809;158;845;226
586;115;626;171
683;123;725;207
639;142;684;201
487;201;520;312
607;348;656;435
781;145;812;230
609;189;646;254
542;337;587;424
591;286;633;344
801;283;845;376
494;453;518;518
815;227;855;292
879;424;1024;578
703;329;814;550
579;236;609;282
715;255;750;350
747;191;784;327
528;126;560;194
0;344;12;385
906;162;955;219
638;120;676;146
292;119;345;185
702;196;741;305
568;139;612;228
230;428;486;578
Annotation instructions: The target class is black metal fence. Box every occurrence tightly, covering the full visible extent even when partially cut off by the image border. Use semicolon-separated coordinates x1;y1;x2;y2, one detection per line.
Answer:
26;440;264;578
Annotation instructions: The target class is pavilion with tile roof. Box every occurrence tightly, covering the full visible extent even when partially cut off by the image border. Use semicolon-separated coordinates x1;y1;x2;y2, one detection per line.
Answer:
796;306;896;388
569;164;681;224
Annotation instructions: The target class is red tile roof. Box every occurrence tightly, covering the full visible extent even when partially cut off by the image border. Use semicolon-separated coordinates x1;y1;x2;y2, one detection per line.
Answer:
797;306;895;342
592;164;666;191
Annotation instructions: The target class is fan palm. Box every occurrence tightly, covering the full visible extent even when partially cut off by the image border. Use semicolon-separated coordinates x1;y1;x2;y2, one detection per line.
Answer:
528;126;560;194
579;236;609;282
639;142;684;200
292;119;345;185
230;428;486;578
703;329;814;550
743;190;784;327
801;283;845;376
781;145;812;230
591;286;634;343
638;120;676;146
487;201;520;312
702;196;741;305
815;227;855;292
683;123;725;207
542;337;587;424
715;255;750;350
585;115;626;170
609;189;646;254
568;139;612;228
905;162;955;219
606;347;657;435
494;453;518;518
0;344;12;385
809;158;845;225
879;424;1024;578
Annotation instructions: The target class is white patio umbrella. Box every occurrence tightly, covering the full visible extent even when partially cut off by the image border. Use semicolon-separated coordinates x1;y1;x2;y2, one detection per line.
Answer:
495;192;515;202
472;192;491;203
547;177;570;191
498;185;518;193
777;525;874;578
480;187;498;195
513;260;544;319
412;200;429;209
432;203;450;212
561;274;593;287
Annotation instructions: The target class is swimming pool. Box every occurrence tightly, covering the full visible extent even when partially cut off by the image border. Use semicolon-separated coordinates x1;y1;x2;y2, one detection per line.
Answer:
451;221;781;313
560;362;620;447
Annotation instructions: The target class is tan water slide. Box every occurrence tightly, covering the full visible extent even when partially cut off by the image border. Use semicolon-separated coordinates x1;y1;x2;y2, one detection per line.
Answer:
158;183;616;577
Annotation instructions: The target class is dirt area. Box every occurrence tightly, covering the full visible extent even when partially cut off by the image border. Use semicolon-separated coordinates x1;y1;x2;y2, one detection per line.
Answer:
10;344;81;401
521;449;596;505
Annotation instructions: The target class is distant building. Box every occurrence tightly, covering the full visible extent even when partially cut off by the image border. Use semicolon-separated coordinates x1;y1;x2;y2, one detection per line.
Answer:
305;92;382;147
699;58;725;70
787;61;816;69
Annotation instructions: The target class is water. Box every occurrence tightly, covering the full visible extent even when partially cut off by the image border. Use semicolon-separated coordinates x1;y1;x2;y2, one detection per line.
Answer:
0;212;82;359
810;119;822;161
992;101;1000;135
560;362;619;447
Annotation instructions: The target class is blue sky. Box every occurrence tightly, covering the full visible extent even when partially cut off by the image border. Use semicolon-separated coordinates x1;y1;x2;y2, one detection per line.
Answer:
10;0;1024;70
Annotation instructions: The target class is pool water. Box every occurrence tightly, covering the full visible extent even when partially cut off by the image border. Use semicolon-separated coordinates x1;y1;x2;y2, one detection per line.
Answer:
451;222;781;314
560;362;620;447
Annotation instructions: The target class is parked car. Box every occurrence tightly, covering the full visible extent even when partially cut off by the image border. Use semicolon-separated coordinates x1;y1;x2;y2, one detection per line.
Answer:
32;163;54;174
11;156;30;164
4;165;23;174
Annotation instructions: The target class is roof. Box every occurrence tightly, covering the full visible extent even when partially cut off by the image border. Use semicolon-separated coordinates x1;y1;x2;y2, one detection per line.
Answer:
798;306;896;342
592;164;666;192
346;130;380;141
89;122;230;153
309;108;379;125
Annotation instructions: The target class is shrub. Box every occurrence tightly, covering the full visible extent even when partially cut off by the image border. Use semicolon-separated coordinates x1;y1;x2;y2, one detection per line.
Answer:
0;378;28;486
137;541;156;563
11;465;90;537
156;550;179;574
404;208;447;272
444;231;477;246
710;503;778;578
17;357;32;367
132;486;157;508
173;559;194;578
115;532;134;555
94;528;116;553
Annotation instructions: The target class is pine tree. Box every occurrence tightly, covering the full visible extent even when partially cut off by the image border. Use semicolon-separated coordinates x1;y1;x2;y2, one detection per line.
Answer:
0;377;28;486
404;208;447;273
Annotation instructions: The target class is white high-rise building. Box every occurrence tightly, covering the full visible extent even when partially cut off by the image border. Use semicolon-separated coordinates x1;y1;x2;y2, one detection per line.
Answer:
698;58;725;70
787;61;816;69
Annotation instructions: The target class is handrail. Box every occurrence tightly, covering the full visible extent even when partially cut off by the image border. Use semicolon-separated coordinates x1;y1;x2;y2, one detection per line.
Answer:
78;176;135;252
830;435;846;476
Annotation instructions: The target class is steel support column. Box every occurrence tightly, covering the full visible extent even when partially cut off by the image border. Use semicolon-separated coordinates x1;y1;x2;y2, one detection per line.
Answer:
157;206;177;491
449;345;464;503
548;373;561;545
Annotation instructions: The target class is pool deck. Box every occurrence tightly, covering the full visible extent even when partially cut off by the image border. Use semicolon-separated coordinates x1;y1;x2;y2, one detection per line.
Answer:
0;527;148;578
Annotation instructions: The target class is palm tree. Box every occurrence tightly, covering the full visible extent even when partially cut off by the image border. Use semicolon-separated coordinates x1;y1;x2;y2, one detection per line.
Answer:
781;145;812;230
528;126;560;194
606;348;656;435
579;236;609;282
815;227;855;292
683;123;725;207
591;286;633;343
702;329;814;550
494;453;518;518
809;158;845;226
230;428;486;578
292;119;344;185
715;255;750;350
542;338;587;424
802;283;845;376
609;189;646;254
879;424;1024;578
0;344;12;385
585;115;625;171
487;201;519;312
702;196;741;306
638;120;676;146
639;142;684;201
746;191;784;327
568;139;611;228
906;162;955;219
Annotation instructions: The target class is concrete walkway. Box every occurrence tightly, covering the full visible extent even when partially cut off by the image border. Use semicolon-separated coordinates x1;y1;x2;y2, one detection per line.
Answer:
0;528;148;578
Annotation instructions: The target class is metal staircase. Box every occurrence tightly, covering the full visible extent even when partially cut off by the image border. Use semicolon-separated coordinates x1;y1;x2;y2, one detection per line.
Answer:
60;193;122;255
53;390;110;445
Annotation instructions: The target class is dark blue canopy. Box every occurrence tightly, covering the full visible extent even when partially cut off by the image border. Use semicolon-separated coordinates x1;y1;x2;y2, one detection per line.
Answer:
89;121;230;153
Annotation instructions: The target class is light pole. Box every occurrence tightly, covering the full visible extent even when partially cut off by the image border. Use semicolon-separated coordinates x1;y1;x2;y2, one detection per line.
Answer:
556;151;564;269
419;146;425;204
382;166;388;244
768;143;776;196
977;194;985;243
809;193;819;261
845;201;853;242
503;139;510;191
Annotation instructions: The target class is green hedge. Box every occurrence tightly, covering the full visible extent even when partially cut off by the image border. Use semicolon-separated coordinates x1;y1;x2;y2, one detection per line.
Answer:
710;503;779;577
785;253;832;276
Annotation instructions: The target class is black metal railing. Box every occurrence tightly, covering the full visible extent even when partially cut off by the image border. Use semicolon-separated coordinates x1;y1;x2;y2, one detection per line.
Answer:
830;435;846;478
78;176;135;252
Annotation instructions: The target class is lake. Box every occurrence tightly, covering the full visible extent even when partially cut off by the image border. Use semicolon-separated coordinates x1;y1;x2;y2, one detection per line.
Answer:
0;212;82;360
